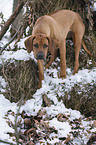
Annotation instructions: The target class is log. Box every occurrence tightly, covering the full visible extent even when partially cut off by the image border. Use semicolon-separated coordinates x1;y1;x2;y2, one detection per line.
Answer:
0;0;24;40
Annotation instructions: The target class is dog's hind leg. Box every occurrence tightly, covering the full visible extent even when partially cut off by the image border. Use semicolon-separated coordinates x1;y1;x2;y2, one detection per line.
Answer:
59;39;66;78
73;33;83;75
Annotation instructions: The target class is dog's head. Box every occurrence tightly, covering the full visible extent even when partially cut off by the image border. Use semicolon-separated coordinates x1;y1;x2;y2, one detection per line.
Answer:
24;35;57;61
24;35;50;60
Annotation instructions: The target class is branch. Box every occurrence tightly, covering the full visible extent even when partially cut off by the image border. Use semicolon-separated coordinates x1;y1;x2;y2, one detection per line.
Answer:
14;96;24;145
0;32;17;54
0;25;22;54
0;0;24;40
0;139;16;145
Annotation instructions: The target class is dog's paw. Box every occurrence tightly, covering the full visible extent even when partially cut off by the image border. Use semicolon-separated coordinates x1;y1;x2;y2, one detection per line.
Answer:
61;75;66;79
38;82;42;89
57;72;66;79
45;65;48;70
73;70;78;75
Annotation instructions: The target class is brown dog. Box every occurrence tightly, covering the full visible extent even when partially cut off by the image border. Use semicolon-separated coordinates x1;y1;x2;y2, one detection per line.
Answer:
24;10;92;88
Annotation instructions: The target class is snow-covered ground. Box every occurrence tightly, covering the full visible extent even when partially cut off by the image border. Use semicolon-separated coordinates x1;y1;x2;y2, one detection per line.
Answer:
0;1;96;145
0;48;96;144
0;47;96;144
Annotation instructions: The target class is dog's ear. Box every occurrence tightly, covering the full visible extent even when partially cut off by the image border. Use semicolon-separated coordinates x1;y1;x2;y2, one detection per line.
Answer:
46;36;58;54
24;36;36;53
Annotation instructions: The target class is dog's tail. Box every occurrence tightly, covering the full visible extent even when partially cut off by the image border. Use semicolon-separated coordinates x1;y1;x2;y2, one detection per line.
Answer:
82;40;92;57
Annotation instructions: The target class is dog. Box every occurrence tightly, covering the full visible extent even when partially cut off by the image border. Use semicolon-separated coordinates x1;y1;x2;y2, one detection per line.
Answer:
24;10;92;88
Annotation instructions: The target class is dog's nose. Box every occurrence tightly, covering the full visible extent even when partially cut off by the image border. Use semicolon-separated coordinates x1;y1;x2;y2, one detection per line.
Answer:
37;52;44;60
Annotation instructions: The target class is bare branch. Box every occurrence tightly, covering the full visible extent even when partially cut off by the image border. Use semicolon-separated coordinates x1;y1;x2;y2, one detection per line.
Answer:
0;26;22;54
0;139;16;145
0;32;17;54
14;96;24;145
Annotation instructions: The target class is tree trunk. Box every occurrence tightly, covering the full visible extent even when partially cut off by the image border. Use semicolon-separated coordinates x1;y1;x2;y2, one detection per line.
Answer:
11;0;23;37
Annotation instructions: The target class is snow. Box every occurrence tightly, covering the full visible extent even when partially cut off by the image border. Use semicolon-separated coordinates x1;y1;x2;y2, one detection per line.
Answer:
49;118;71;137
0;94;17;143
0;49;96;144
0;0;13;22
0;76;7;92
20;96;42;115
94;3;96;11
0;1;96;144
1;49;36;62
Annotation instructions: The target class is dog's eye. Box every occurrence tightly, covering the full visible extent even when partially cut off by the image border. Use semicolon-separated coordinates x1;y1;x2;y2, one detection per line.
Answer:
43;44;48;48
33;43;39;48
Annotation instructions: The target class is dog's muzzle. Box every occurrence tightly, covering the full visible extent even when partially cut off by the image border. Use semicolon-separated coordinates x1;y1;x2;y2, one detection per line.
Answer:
36;52;45;60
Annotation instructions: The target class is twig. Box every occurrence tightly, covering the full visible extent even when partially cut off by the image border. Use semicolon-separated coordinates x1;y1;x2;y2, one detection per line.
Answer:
0;139;16;145
0;25;22;54
14;95;24;145
0;32;17;54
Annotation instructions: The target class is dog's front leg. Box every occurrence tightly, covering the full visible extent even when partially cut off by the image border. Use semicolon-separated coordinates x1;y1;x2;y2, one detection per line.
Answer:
45;49;58;69
59;40;66;78
37;60;44;89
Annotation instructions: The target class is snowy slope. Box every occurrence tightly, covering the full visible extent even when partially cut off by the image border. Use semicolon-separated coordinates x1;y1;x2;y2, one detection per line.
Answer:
0;48;96;144
0;1;96;144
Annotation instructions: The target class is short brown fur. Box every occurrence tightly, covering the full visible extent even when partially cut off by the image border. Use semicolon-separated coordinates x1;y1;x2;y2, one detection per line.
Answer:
24;10;92;88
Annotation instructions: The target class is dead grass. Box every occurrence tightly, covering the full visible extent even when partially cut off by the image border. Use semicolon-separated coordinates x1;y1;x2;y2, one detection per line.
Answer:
63;82;96;119
3;59;39;102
